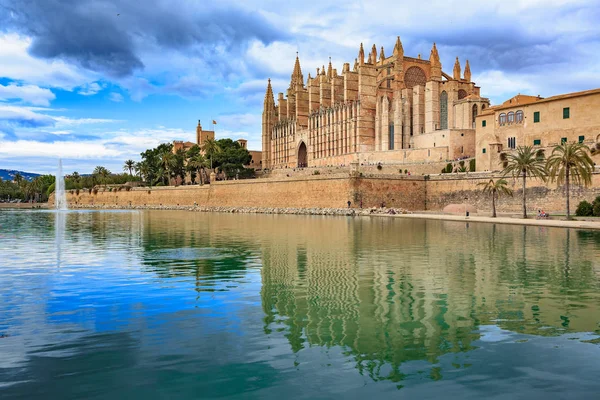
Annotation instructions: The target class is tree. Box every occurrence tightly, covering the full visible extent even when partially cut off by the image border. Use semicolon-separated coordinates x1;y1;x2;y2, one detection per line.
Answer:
13;172;24;187
546;142;594;219
93;166;111;188
187;152;210;185
201;138;222;170
123;160;135;176
478;178;513;218
500;146;546;219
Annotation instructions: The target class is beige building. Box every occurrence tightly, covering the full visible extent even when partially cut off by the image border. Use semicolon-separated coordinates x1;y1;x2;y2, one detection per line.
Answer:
476;88;600;172
262;37;489;169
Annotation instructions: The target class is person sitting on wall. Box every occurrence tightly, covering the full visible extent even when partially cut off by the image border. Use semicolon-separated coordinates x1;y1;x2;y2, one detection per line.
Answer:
347;200;351;208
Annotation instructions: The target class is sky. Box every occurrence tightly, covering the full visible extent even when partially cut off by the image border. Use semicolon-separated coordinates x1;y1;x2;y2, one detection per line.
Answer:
0;0;599;175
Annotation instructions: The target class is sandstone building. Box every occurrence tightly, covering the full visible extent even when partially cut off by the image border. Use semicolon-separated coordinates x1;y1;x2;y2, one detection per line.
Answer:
173;120;262;170
262;37;490;169
476;88;600;171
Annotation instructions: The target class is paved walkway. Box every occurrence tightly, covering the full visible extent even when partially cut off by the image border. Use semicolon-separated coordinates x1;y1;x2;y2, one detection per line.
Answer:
389;213;600;230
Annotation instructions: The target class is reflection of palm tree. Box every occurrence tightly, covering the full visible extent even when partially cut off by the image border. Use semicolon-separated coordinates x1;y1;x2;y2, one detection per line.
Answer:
546;142;594;220
500;146;546;219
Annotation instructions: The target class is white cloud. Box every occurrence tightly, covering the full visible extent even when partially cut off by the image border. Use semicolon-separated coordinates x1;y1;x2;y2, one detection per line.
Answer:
0;104;55;127
53;116;123;127
77;82;105;96
0;34;95;90
109;92;124;102
0;139;122;158
0;83;56;106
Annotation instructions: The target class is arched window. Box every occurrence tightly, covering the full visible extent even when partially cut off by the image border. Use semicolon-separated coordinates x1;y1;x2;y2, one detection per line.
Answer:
499;113;507;125
458;89;468;100
482;104;487;110
507;111;515;124
472;104;478;128
440;91;448;130
404;66;427;88
516;110;524;123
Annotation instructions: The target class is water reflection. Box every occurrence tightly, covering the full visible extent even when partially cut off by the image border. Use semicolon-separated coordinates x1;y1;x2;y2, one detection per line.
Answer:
1;210;600;398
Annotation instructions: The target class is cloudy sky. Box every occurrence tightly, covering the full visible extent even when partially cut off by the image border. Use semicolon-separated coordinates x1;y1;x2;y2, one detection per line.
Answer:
0;0;598;174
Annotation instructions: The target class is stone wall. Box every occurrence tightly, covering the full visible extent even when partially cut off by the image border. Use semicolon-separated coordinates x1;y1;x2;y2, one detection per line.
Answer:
57;172;600;214
426;172;600;213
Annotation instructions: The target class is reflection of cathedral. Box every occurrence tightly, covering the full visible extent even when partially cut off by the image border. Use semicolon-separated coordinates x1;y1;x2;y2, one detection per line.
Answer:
258;218;600;381
262;37;490;169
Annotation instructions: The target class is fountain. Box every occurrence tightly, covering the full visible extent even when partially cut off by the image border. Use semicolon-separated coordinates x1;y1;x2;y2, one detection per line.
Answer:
55;159;67;210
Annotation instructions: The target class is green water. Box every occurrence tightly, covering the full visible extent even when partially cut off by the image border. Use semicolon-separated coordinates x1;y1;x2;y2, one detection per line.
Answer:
1;210;600;399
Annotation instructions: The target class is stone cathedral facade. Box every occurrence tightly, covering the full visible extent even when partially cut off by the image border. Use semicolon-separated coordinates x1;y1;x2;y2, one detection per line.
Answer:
262;37;490;169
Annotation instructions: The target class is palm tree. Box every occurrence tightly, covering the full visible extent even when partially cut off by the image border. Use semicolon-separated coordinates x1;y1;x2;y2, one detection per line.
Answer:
187;153;210;185
137;161;153;188
13;172;23;186
478;178;513;218
71;171;80;184
93;166;111;188
123;160;135;176
201;138;221;170
500;146;546;219
158;148;174;185
546;142;594;220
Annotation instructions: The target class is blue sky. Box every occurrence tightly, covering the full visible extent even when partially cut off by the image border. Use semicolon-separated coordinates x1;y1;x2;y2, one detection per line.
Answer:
0;0;599;174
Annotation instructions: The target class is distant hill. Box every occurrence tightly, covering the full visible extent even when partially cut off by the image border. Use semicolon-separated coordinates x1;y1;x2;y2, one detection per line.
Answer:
0;169;42;182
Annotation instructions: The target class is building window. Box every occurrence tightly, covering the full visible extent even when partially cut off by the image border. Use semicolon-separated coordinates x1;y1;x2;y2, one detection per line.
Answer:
508;137;516;149
461;146;464;153
472;104;478;128
458;89;468;100
579;135;585;143
563;107;570;119
482;120;487;127
534;111;540;123
428;149;430;156
507;111;515;124
516;110;524;123
387;80;391;89
499;113;507;125
389;123;394;150
440;91;448;129
482;148;486;154
387;67;391;75
561;137;567;144
533;139;541;146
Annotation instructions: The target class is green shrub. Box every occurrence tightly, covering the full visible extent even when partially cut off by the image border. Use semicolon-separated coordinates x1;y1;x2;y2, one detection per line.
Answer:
576;200;593;217
313;170;320;175
459;160;465;167
594;203;600;217
404;169;408;174
376;164;383;170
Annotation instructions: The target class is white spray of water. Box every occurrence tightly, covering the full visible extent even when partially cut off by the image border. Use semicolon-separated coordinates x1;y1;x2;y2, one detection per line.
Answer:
55;159;67;210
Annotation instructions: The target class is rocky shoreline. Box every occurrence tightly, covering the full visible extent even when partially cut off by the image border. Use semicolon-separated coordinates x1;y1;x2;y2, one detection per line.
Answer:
68;203;413;216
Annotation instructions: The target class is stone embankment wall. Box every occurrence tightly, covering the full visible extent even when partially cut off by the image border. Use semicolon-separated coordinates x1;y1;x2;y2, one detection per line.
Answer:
55;172;600;214
426;172;600;214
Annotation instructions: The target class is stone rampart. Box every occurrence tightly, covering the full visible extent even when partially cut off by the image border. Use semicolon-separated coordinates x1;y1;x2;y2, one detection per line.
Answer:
56;172;600;214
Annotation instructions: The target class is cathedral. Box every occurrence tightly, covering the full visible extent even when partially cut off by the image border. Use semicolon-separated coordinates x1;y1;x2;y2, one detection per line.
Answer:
262;37;490;169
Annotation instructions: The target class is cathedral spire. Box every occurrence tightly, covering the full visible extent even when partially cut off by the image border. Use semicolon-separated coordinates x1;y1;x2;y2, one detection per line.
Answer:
290;52;304;88
358;43;365;66
453;57;461;80
327;57;333;79
429;43;440;65
464;59;471;82
353;58;358;72
393;36;404;58
379;46;385;62
430;43;442;81
370;44;377;65
264;78;275;107
321;65;326;76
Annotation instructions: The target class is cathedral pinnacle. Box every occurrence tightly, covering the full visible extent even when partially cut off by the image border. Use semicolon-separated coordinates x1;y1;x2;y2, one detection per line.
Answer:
370;44;377;64
327;57;333;79
393;36;404;57
290;53;304;88
453;57;461;80
379;46;385;62
429;43;440;65
264;78;274;107
464;59;471;82
358;43;365;65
